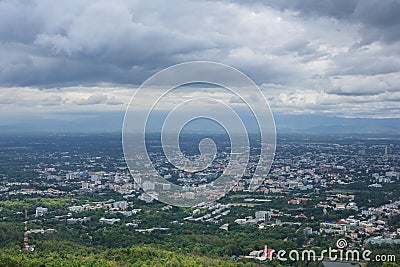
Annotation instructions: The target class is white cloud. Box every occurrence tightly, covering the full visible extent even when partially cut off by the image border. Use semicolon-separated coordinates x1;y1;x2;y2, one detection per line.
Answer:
0;0;399;120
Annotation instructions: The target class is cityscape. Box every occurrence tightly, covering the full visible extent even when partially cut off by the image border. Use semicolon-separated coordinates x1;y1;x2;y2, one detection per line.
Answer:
0;133;399;266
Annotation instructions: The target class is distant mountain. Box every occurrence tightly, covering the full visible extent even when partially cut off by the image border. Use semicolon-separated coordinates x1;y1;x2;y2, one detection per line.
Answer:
0;111;399;135
274;114;400;134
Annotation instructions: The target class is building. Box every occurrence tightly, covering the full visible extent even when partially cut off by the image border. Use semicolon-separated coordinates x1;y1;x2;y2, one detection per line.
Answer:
219;223;229;231
82;182;89;190
162;183;171;190
99;217;120;225
138;193;154;203
35;207;48;217
66;173;74;180
113;201;128;210
255;211;272;222
91;174;101;181
303;227;313;235
335;202;346;210
142;181;155;191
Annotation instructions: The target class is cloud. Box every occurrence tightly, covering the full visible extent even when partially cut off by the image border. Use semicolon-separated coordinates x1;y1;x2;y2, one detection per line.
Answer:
0;0;361;86
72;91;125;106
0;0;399;120
0;86;128;114
74;92;108;105
327;73;400;96
254;0;400;44
40;95;63;106
0;97;14;105
105;96;124;105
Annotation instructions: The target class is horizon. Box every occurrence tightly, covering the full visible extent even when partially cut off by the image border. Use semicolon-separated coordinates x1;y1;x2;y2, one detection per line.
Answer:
1;1;400;135
1;112;400;135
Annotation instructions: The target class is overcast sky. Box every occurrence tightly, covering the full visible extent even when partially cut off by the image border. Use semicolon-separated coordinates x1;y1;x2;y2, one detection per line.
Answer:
1;0;400;132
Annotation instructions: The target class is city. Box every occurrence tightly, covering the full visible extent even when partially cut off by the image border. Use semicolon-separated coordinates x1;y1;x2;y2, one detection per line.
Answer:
0;133;398;266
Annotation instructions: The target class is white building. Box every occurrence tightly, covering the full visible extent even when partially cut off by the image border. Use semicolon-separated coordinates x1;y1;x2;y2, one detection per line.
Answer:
113;201;128;210
99;217;120;225
91;174;101;181
138;193;154;203
219;223;229;231
35;207;48;217
142;181;155;191
162;183;171;190
82;182;89;190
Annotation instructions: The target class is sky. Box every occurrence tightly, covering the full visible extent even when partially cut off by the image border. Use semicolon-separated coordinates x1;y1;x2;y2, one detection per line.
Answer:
0;0;400;133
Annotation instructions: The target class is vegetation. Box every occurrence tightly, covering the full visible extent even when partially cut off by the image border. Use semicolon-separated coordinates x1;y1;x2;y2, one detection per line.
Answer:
0;243;255;267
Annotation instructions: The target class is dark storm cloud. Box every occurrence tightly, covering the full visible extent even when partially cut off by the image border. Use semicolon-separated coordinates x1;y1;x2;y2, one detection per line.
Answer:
255;0;400;45
353;0;400;45
0;0;218;87
256;0;358;19
0;42;147;87
0;1;41;43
